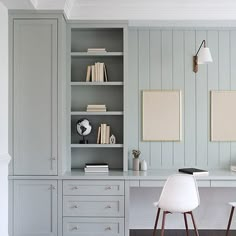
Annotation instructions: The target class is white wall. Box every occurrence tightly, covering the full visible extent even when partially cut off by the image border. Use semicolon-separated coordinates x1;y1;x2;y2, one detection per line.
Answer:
0;2;9;236
0;2;8;155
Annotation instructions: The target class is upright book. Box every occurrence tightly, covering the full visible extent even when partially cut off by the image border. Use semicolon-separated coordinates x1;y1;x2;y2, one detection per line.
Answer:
178;168;209;176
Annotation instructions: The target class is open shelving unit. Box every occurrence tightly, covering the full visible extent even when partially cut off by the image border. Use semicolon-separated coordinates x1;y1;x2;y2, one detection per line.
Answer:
68;24;127;171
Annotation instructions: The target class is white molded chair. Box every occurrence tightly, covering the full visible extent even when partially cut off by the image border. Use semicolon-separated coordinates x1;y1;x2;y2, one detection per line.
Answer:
153;174;200;236
226;202;236;236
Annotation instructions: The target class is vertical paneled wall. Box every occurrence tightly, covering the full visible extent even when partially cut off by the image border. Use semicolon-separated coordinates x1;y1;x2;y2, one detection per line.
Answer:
127;28;236;170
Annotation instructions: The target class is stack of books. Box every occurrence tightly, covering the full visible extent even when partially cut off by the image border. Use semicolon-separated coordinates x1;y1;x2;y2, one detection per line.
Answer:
85;62;108;82
84;163;109;173
87;104;107;112
97;123;110;144
87;48;107;53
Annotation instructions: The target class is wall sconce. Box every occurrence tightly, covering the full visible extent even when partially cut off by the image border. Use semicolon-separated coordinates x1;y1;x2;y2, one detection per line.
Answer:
193;40;213;73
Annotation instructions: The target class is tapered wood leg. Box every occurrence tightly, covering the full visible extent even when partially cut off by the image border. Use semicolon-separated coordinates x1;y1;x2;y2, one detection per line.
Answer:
153;208;161;236
183;213;189;236
226;206;235;236
189;211;199;236
161;211;167;236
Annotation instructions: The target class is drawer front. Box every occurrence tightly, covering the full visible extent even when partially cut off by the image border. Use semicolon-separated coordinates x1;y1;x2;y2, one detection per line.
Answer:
63;196;124;217
63;180;124;196
63;217;124;236
211;180;236;187
139;180;165;187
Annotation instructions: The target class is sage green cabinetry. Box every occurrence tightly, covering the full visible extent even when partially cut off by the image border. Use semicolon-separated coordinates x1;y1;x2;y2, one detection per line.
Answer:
13;180;58;236
12;18;58;175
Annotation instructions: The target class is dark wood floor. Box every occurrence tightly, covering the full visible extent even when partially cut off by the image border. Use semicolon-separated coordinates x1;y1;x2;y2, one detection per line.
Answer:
130;229;236;236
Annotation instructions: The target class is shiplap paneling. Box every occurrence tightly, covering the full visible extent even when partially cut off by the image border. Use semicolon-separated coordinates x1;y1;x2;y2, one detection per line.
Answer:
128;28;236;170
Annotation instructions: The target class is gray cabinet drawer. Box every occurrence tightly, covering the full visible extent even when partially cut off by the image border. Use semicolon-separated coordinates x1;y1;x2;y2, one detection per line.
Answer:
63;217;124;236
63;196;124;217
63;180;124;196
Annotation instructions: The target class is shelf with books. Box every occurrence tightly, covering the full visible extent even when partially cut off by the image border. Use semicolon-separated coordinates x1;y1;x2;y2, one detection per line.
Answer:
71;115;123;145
71;86;123;111
71;57;123;82
71;144;123;148
71;52;123;57
70;82;124;86
71;111;124;116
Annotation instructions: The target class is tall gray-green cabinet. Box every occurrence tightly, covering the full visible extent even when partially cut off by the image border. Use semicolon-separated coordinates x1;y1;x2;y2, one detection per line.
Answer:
9;11;67;236
12;18;58;175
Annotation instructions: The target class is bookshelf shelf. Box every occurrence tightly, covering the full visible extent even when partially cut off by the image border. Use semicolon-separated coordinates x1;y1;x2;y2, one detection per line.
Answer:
71;82;123;86
71;52;123;57
71;144;123;148
71;111;123;116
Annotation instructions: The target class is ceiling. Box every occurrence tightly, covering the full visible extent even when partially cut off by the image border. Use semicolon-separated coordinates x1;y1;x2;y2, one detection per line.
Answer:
2;0;236;20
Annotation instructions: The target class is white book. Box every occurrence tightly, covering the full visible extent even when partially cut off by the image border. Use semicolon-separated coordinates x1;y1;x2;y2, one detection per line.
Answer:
101;124;107;144
87;104;106;108
85;65;91;82
84;167;109;173
87;109;107;112
106;126;110;144
97;126;101;144
91;65;95;82
104;64;108;82
87;48;106;51
99;63;104;82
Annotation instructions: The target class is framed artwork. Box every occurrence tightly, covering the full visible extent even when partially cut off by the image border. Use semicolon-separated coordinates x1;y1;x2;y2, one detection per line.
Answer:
142;90;182;141
211;91;236;141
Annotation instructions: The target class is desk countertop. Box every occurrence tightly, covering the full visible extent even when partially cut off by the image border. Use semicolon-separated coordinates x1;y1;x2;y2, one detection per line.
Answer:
8;169;236;181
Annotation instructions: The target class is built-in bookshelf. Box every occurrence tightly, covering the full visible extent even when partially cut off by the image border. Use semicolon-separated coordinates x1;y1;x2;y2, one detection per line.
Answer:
69;25;126;171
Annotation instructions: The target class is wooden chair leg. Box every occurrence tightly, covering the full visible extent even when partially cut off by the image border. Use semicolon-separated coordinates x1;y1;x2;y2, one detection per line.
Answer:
183;213;189;236
189;211;199;236
161;211;167;236
153;208;161;236
226;206;235;236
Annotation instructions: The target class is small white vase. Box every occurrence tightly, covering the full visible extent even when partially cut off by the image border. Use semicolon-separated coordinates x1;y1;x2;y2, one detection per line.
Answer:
133;158;139;171
140;159;147;171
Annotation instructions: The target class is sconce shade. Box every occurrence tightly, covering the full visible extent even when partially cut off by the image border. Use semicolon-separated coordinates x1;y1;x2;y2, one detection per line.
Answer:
193;40;213;73
197;47;213;64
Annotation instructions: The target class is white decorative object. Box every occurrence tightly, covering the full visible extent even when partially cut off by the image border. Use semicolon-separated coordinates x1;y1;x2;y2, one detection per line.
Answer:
140;159;147;171
109;134;116;144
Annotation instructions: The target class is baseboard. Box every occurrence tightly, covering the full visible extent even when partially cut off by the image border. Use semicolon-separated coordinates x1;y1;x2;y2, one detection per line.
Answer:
130;229;235;236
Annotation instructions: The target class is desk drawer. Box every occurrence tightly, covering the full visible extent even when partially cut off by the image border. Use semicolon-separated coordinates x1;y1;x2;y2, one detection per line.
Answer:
140;180;165;187
211;180;236;187
63;217;124;236
63;196;124;217
63;180;124;196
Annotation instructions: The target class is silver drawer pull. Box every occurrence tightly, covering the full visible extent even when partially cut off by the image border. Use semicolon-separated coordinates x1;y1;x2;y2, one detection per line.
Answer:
72;226;79;231
105;186;112;190
105;205;112;209
72;186;79;190
105;226;112;231
49;185;56;190
72;205;79;208
51;157;56;161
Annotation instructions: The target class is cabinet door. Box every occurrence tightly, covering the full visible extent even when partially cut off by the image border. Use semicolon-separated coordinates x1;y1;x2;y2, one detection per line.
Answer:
13;19;57;175
13;180;57;236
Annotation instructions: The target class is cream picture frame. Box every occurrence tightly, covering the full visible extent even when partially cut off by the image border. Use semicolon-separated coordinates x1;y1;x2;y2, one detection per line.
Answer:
142;90;182;141
211;91;236;141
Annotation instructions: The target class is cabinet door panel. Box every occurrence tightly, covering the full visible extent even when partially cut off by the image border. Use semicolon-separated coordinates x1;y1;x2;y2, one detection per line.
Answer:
13;180;57;236
13;19;57;175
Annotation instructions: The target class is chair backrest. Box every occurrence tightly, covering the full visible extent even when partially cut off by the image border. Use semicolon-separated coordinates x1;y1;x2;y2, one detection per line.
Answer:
158;174;200;213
